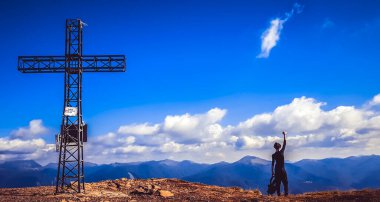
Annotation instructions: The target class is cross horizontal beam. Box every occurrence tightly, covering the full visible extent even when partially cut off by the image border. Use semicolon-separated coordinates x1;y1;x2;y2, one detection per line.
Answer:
18;55;126;73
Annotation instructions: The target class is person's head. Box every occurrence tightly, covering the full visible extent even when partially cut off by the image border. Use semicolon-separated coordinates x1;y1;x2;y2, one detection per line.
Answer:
274;142;281;150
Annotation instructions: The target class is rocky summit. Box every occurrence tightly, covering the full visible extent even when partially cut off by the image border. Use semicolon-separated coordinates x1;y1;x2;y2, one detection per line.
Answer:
0;178;379;202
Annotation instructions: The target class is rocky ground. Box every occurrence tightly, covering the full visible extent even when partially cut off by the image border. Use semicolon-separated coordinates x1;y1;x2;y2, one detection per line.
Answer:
0;178;379;201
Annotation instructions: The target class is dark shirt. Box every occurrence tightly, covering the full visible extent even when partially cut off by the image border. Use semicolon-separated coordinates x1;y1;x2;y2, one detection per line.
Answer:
272;139;286;171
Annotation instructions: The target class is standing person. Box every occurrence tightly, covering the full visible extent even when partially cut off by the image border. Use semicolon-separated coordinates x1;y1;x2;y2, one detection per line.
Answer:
272;131;288;196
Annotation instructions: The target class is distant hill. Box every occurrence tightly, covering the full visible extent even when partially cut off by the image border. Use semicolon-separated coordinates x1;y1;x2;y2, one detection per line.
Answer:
183;156;339;193
85;159;209;182
293;155;380;190
1;155;379;194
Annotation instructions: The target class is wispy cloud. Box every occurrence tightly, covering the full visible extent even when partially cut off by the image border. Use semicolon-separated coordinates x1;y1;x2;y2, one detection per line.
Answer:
257;19;284;58
257;3;303;59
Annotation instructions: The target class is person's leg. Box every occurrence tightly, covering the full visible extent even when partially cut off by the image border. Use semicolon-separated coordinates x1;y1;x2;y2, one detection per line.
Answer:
282;171;288;196
275;173;281;196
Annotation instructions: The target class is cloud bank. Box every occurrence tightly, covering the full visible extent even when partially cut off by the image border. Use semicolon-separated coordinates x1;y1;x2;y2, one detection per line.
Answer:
257;3;303;58
0;120;55;164
85;94;380;163
2;94;380;164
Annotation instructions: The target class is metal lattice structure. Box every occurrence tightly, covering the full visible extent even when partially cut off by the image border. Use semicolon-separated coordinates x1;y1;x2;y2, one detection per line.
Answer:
17;19;126;193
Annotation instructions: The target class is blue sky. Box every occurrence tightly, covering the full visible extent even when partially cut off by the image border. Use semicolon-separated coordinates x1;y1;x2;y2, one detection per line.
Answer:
1;0;380;164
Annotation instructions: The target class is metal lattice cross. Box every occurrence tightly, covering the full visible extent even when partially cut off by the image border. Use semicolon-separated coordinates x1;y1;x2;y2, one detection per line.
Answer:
18;19;126;193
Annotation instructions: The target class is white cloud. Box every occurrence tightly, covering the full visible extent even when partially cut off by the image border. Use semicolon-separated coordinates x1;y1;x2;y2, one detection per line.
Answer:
257;3;303;58
0;120;55;164
233;96;368;139
0;137;55;164
3;93;380;164
283;3;303;21
164;113;199;134
160;141;184;153
119;136;136;144
111;145;147;154
0;138;45;153
163;108;227;143
11;119;49;139
367;93;380;107
273;97;326;132
118;123;160;135
82;108;229;163
235;97;326;135
257;19;284;58
231;96;372;148
235;135;266;149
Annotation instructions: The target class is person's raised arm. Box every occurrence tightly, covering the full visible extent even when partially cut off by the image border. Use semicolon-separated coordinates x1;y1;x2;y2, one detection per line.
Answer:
281;131;287;152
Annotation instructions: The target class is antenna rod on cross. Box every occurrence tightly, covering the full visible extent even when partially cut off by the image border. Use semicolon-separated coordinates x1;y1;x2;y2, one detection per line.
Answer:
17;19;127;193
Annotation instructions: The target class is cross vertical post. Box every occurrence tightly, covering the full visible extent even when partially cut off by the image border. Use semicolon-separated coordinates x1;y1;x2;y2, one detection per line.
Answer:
56;19;85;193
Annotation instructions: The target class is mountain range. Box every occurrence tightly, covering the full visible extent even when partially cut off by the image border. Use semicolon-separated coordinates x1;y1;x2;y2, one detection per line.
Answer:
1;155;379;194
